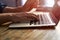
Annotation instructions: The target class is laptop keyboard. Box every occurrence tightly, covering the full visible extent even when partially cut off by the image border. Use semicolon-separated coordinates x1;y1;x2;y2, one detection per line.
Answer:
30;13;54;25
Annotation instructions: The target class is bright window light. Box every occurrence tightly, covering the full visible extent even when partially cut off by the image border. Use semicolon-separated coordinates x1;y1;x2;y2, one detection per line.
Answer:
21;0;27;6
44;0;55;7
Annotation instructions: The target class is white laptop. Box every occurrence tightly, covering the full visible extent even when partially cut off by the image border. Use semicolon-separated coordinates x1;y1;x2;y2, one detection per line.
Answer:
9;12;56;28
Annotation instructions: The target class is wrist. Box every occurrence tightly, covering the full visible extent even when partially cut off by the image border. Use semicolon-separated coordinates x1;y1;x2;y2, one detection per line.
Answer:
8;13;14;22
8;13;17;23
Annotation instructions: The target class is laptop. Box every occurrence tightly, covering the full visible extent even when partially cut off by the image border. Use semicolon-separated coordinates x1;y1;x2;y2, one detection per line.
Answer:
9;12;56;28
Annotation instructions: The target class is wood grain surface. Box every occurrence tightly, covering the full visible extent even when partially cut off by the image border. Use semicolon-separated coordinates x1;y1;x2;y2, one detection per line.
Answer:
0;20;60;40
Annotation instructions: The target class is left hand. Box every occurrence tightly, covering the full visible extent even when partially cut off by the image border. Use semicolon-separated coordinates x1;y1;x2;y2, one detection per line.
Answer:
10;12;39;23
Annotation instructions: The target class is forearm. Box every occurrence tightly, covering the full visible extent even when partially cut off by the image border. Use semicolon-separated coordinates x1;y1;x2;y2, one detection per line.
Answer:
3;6;22;13
0;13;11;25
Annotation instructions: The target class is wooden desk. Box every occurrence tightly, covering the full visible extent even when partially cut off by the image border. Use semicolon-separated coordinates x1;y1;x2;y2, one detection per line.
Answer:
0;12;59;40
0;20;60;40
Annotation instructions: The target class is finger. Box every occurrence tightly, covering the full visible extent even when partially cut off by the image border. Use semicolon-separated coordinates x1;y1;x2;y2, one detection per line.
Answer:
27;13;39;21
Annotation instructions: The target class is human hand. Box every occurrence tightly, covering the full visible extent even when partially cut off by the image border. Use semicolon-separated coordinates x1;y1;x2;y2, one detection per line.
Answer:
10;12;39;23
